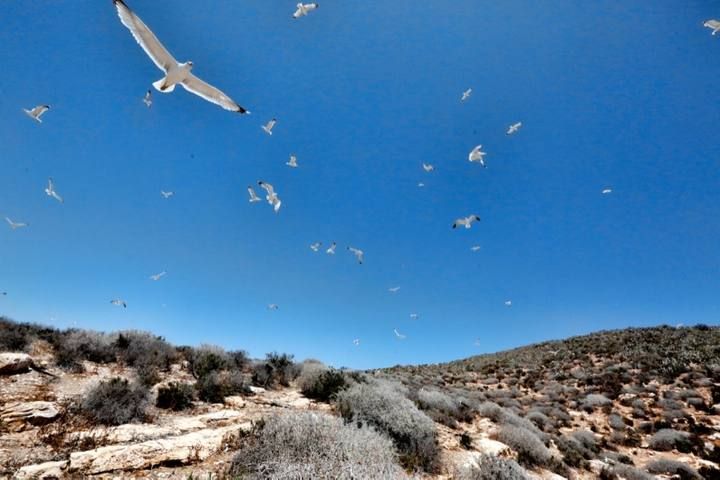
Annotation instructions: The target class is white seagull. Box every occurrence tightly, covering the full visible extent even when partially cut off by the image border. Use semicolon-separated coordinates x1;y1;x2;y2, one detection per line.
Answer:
422;163;434;172
409;313;419;320
461;88;472;102
353;338;360;346
468;145;487;167
23;105;50;123
310;242;322;252
293;3;319;19
258;181;282;213
45;178;64;203
111;299;127;308
417;182;425;188
470;245;481;252
388;286;401;293
160;190;174;199
247;186;261;203
704;19;720;35
602;188;613;195
5;217;28;230
326;242;337;255
347;246;364;264
149;271;167;281
267;304;279;310
112;0;249;113
143;89;152;107
453;215;481;229
393;328;406;340
506;122;522;135
504;300;512;307
262;118;276;135
286;155;298;168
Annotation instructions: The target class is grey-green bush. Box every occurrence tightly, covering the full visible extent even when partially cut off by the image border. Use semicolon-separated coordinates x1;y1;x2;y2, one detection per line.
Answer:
297;362;347;402
54;330;116;370
230;411;405;479
496;425;553;468
648;428;692;452
189;344;230;379
646;459;701;479
80;377;149;425
456;454;530;480
156;382;194;411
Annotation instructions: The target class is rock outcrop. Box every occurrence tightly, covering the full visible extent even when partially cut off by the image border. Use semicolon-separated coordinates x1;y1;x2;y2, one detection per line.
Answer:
0;401;61;431
0;353;33;375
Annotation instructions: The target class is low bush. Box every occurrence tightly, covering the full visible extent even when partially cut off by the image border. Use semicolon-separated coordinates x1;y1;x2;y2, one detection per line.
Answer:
477;402;545;439
189;345;230;379
252;352;297;389
495;425;553;468
456;454;530;480
646;459;701;480
297;362;348;402
581;393;612;411
196;371;250;403
526;411;551;431
54;330;116;371
230;411;405;478
80;377;149;425
648;428;692;452
608;464;656;480
156;382;194;411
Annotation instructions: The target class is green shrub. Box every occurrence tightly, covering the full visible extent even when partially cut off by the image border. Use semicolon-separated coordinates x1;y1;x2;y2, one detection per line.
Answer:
496;425;553;468
297;362;347;402
646;459;701;480
252;352;297;388
80;377;149;426
54;330;116;370
156;382;194;411
189;345;230;379
196;371;250;403
456;454;530;480
648;428;692;452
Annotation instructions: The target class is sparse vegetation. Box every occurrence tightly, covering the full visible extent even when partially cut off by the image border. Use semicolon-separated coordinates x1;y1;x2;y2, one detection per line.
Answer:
156;382;194;411
456;454;530;480
80;377;149;426
646;458;702;479
297;361;347;402
252;352;298;389
495;425;553;468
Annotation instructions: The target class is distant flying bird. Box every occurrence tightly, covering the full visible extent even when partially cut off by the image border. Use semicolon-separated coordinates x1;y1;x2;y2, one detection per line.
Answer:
45;178;64;203
468;145;487;167
504;300;512;307
388;286;401;293
353;338;360;346
149;271;167;281
258;181;282;213
506;122;522;135
262;118;276;135
111;299;127;308
247;186;261;203
461;88;472;102
470;245;481;252
409;313;419;320
286;155;298;168
5;217;28;230
267;304;279;310
160;190;174;199
453;215;481;229
704;19;720;35
310;242;322;252
143;90;152;107
293;3;319;18
326;242;337;255
602;188;613;195
112;0;249;113
473;338;481;346
393;328;406;340
417;182;425;188
23;105;50;123
347;246;364;264
422;163;434;172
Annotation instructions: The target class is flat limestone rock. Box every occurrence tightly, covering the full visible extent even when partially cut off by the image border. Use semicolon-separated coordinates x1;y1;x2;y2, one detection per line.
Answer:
0;401;61;431
13;460;68;480
0;353;33;375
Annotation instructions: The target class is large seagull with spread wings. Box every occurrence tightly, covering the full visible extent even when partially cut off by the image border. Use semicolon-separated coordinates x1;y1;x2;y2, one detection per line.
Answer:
112;0;249;113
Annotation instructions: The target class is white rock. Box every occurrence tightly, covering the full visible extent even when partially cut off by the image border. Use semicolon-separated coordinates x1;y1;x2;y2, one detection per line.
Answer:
0;401;60;431
248;386;266;394
589;459;609;474
13;460;68;480
0;352;33;375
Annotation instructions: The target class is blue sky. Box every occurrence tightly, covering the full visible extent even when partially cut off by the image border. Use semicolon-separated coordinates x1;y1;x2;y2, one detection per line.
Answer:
1;1;718;369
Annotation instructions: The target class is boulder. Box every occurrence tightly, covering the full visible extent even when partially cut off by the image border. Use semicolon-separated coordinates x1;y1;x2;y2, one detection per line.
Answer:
0;353;33;375
13;460;67;480
0;401;61;431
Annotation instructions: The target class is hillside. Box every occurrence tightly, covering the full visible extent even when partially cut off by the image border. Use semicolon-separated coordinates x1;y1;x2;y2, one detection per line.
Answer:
1;319;719;479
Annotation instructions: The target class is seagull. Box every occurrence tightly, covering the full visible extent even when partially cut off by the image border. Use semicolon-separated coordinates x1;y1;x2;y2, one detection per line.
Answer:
461;88;472;102
388;286;401;293
293;3;319;19
504;300;512;307
422;163;434;172
409;313;419;320
286;155;298;168
417;182;425;188
310;242;322;252
473;338;481;346
110;299;127;308
247;186;261;203
5;217;28;230
506;122;522;135
149;271;167;281
602;188;613;195
393;328;406;340
470;245;481;252
45;178;64;203
262;118;276;135
143;90;152;107
112;0;249;113
267;304;279;310
704;19;720;35
468;145;487;167
352;338;360;346
347;246;364;264
23;105;50;123
452;215;481;229
160;190;174;199
326;242;337;255
258;181;282;213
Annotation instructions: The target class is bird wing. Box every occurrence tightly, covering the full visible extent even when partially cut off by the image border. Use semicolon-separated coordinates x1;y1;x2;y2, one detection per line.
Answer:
258;182;275;196
32;105;49;117
52;192;64;203
113;0;177;72
293;5;304;18
248;186;259;199
305;3;318;11
705;19;720;28
181;73;248;113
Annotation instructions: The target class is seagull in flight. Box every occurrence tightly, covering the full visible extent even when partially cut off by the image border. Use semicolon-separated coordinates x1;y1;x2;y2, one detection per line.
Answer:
23;105;50;123
506;122;522;135
286;155;298;168
45;178;64;203
258;181;282;213
504;300;512;307
353;338;360;346
417;182;425;188
453;215;481;229
393;328;406;340
470;245;481;252
422;163;434;172
468;145;487;167
143;90;152;108
310;242;322;252
293;3;319;19
461;88;472;102
111;299;127;308
326;242;337;255
409;313;419;320
247;186;261;203
602;188;613;195
149;271;167;281
160;190;174;199
704;19;720;35
262;118;276;135
388;286;401;293
267;304;279;310
112;0;249;113
5;217;28;230
347;246;364;264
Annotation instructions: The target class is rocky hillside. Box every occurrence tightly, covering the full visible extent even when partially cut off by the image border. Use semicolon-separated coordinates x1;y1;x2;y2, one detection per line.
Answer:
1;318;719;479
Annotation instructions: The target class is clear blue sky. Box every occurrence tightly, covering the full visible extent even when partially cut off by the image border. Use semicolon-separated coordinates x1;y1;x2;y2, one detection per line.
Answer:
1;1;718;369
